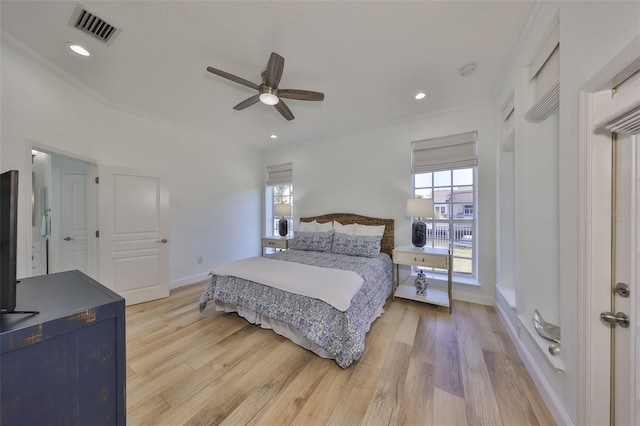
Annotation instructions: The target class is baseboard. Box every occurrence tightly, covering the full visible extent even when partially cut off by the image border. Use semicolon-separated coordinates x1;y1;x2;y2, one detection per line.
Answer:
494;301;574;426
170;272;210;289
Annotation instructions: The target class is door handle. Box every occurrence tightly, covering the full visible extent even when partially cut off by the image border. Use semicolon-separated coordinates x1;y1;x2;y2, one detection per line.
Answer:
600;311;630;328
156;238;168;243
63;236;74;241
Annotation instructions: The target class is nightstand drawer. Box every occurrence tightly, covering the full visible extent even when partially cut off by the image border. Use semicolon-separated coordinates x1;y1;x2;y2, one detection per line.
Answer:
261;237;289;249
393;250;449;269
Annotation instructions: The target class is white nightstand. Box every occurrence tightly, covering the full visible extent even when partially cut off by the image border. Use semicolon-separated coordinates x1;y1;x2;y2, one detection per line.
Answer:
392;245;453;313
261;236;294;255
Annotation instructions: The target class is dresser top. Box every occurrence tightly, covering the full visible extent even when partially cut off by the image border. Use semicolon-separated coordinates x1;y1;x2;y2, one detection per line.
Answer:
1;270;123;338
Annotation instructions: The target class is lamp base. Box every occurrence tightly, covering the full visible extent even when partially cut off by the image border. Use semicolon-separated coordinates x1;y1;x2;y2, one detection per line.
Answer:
278;217;289;237
411;221;427;248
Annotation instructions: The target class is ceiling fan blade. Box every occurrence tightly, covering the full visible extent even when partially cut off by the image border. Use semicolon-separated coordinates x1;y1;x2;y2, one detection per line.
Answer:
206;67;259;90
264;53;285;88
274;100;294;121
233;94;260;110
278;89;325;101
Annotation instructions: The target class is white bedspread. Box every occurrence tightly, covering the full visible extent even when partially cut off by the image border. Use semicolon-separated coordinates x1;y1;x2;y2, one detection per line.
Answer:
212;256;364;311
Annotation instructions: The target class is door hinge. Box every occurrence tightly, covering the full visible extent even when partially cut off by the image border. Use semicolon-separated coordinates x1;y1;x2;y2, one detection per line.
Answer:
95;230;100;238
95;177;99;184
613;282;630;297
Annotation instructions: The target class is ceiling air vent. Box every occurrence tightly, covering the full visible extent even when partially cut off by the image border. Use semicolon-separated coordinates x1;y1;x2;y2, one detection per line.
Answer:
69;5;120;45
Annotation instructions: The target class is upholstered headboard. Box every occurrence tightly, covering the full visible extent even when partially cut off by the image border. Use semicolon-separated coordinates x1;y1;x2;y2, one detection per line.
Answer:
300;213;395;257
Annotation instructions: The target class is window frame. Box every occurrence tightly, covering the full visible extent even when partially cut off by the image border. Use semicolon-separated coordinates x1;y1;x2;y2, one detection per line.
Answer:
265;183;293;237
412;167;477;280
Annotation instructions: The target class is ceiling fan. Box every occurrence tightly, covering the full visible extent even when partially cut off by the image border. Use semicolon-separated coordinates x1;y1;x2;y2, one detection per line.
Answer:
206;52;324;121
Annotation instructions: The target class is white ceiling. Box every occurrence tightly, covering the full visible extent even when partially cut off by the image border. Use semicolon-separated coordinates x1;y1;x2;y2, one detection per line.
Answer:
0;1;535;149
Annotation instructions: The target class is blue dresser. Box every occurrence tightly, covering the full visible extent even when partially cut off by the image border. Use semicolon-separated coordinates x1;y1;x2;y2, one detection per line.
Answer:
1;270;125;425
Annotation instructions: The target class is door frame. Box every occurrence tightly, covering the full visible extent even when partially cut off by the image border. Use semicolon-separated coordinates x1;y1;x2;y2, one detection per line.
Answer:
24;140;99;279
577;37;640;426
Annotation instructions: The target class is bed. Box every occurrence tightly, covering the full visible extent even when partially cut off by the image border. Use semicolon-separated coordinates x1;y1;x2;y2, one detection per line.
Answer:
198;213;394;368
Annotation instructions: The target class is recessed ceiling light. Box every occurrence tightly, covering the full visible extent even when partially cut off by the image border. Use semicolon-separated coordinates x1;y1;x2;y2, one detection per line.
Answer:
415;92;426;100
68;44;90;56
459;62;477;77
270;134;278;139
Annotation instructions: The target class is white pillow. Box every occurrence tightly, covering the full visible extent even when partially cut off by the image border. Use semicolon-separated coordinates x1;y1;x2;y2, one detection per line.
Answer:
299;220;318;232
316;221;334;232
299;220;333;232
334;221;356;236
354;223;386;237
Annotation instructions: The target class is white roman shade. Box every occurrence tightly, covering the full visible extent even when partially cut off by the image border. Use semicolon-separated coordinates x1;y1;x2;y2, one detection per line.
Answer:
600;71;640;135
526;22;559;123
501;95;515;152
606;104;640;134
411;131;478;173
266;162;293;185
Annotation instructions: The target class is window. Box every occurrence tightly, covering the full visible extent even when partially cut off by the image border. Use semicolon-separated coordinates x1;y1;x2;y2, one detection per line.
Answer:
411;131;477;279
266;163;293;237
268;184;293;236
413;168;476;277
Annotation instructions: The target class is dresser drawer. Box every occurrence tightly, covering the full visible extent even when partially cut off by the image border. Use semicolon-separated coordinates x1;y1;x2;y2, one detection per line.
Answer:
393;250;449;269
261;237;289;249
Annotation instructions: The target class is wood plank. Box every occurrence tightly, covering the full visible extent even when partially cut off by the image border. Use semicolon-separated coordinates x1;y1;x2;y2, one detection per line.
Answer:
290;358;356;425
393;304;420;345
457;330;503;425
433;388;469;426
246;355;333;425
126;394;171;426
125;287;555;426
326;320;396;423
360;341;412;425
434;313;464;398
411;311;439;365
484;349;539;426
191;349;314;426
396;359;435;425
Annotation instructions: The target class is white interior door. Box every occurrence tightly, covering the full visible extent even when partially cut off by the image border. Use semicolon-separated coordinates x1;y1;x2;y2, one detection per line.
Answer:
98;166;170;305
59;171;88;274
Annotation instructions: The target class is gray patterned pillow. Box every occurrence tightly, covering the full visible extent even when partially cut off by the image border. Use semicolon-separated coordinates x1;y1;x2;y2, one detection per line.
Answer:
331;232;382;257
290;231;334;252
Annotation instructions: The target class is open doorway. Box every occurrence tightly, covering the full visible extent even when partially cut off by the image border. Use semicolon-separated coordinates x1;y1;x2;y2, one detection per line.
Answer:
28;148;97;279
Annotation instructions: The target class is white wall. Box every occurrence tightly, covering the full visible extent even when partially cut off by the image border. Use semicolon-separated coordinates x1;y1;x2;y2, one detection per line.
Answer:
263;102;498;305
494;1;640;424
0;41;263;288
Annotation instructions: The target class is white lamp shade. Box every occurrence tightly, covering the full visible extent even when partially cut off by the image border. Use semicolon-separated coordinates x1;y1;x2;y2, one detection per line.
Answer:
406;198;433;218
274;204;291;217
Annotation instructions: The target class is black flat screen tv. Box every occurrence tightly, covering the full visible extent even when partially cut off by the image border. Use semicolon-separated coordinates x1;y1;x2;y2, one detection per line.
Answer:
1;170;19;313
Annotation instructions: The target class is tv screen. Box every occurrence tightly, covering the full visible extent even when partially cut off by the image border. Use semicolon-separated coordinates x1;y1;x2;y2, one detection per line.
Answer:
1;170;19;313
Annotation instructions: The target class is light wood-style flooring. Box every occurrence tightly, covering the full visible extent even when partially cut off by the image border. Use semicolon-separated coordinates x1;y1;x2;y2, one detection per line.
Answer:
126;282;555;425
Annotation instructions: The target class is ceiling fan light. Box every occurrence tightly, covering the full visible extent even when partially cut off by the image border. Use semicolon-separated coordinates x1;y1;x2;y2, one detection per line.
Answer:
259;92;279;105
